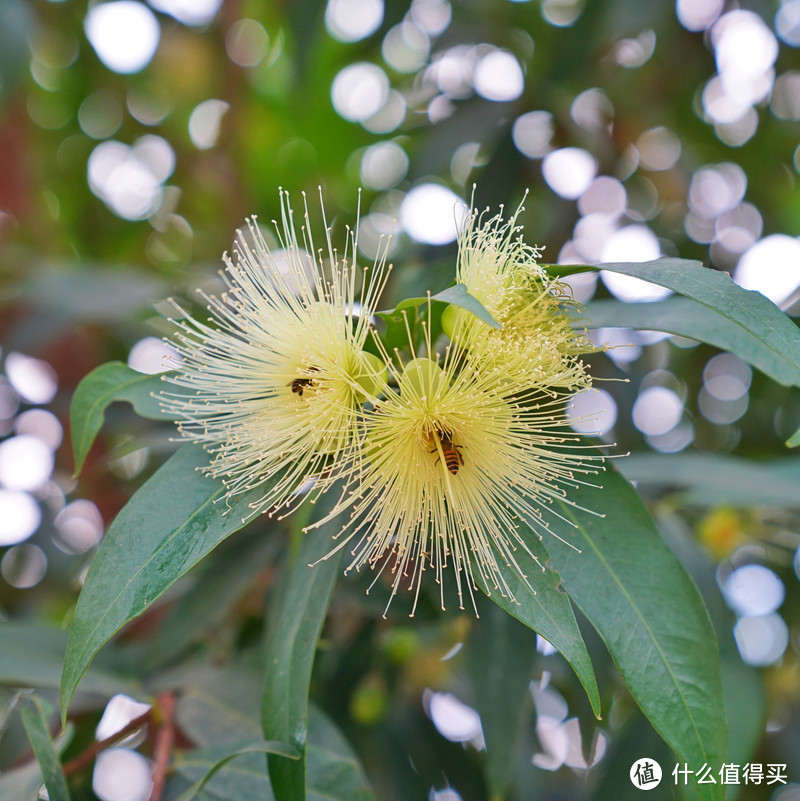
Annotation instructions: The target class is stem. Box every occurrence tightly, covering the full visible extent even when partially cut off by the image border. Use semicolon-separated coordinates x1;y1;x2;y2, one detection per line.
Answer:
62;708;152;776
149;692;176;801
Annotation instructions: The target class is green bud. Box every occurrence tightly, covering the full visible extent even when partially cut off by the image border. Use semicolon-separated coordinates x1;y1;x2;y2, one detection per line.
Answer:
354;351;388;401
440;303;471;344
401;357;449;399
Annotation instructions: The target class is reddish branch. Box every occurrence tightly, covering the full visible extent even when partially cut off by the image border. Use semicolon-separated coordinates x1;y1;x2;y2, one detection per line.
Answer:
149;692;176;801
60;690;178;799
62;708;152;776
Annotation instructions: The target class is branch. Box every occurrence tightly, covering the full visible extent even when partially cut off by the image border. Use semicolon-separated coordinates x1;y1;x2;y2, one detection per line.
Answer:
149;692;176;801
62;708;152;776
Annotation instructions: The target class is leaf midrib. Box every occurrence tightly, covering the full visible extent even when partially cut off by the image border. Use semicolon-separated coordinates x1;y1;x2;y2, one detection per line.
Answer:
559;503;712;772
605;262;800;374
65;473;227;697
74;367;153;465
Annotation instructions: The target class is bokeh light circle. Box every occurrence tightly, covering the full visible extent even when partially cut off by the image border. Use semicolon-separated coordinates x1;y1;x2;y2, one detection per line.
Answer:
85;2;160;74
400;184;465;245
331;63;390;122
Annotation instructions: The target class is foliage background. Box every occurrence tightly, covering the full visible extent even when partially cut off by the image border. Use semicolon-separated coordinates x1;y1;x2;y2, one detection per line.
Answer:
0;0;799;799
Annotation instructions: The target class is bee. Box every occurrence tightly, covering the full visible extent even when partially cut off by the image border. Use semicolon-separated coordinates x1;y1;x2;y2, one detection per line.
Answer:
430;427;464;475
289;377;314;396
288;366;319;397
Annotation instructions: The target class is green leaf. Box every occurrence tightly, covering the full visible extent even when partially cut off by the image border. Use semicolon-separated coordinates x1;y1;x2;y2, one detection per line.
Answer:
142;527;277;669
721;658;765;774
546;465;727;801
21;696;71;801
174;747;276;800
377;283;502;329
70;361;178;476
174;741;298;801
581;296;800;389
306;707;374;801
620;453;800;508
0;761;46;799
173;667;372;801
0;623;140;698
786;425;800;448
549;258;800;389
60;444;264;724
475;536;601;719
466;601;536;800
262;511;345;801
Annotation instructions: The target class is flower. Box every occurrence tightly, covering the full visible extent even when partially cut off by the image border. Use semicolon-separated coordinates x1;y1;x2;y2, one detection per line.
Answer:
442;197;598;392
160;190;390;517
310;310;604;616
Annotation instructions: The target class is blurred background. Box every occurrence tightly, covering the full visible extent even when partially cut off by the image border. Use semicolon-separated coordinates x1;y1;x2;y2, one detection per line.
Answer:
1;0;800;799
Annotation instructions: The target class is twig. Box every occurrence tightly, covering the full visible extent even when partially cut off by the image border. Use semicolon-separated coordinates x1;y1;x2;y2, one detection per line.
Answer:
149;692;176;801
62;708;152;776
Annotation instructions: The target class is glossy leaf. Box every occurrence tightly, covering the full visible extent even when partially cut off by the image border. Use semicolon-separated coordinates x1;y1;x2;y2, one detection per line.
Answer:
581;296;800;389
476;535;601;719
142;527;276;669
174;741;298;801
0;623;140;698
721;658;765;774
549;258;800;389
546;465;727;801
620;453;800;508
21;696;71;801
174;665;373;801
174;747;275;800
60;444;264;723
70;361;177;475
377;283;501;329
466;601;536;800
262;516;344;801
306;707;374;801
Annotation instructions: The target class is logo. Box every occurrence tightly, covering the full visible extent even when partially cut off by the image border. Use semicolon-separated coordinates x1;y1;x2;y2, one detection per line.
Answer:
630;758;662;790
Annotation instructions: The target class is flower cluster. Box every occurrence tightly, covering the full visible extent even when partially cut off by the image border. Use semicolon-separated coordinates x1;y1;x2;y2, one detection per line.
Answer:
163;190;602;614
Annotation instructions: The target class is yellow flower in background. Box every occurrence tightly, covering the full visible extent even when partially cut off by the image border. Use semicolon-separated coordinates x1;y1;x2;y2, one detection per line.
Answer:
310;315;603;616
161;190;390;517
442;198;598;393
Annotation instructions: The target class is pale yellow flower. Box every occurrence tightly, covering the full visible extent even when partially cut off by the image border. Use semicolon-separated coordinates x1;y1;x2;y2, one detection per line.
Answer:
443;198;597;392
310;315;604;616
161;190;389;517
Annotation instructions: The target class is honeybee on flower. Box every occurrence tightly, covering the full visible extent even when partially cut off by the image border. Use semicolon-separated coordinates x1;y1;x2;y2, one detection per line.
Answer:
162;187;602;615
308;303;604;616
160;189;390;518
307;191;605;614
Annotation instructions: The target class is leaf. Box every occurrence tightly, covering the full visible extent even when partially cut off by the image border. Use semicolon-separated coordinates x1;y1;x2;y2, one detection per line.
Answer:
549;258;800;390
142;527;277;669
0;760;45;799
475;536;601;719
0;623;140;698
60;444;264;724
581;297;800;389
786;425;800;448
173;666;372;801
174;741;298;801
306;706;374;801
620;452;800;508
261;511;345;801
21;696;71;801
545;465;727;801
377;283;502;329
465;601;536;800
70;361;178;475
721;658;765;776
174;747;275;801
